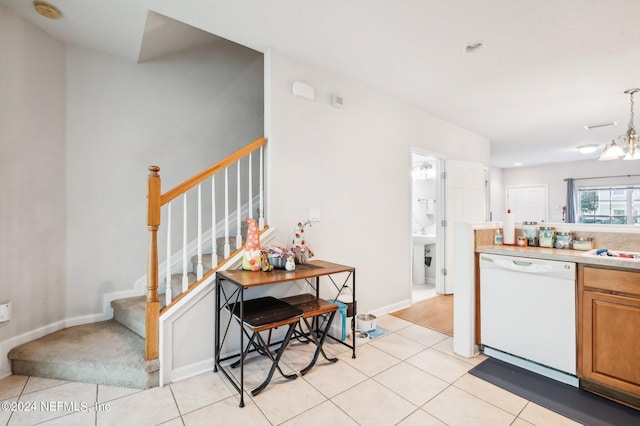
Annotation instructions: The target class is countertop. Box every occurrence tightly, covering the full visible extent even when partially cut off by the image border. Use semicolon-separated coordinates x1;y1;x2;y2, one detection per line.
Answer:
476;245;640;271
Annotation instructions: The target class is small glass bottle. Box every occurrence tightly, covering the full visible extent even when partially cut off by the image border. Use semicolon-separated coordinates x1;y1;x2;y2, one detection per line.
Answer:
494;227;503;246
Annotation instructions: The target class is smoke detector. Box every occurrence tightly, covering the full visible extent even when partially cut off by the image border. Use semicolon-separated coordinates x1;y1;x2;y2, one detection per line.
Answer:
33;1;61;20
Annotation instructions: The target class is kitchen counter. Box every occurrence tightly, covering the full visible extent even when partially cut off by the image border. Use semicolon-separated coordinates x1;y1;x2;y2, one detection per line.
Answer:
476;245;640;271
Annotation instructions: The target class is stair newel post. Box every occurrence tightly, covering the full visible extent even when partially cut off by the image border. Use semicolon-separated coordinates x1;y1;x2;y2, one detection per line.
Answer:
146;165;161;360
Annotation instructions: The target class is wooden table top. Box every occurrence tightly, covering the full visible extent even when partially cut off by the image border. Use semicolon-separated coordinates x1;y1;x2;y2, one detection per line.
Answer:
217;260;355;288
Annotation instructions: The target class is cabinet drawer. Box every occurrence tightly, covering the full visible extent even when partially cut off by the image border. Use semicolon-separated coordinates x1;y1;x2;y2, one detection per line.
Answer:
582;267;640;297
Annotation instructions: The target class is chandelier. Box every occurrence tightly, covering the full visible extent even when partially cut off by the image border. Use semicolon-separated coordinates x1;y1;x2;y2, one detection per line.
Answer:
598;88;640;161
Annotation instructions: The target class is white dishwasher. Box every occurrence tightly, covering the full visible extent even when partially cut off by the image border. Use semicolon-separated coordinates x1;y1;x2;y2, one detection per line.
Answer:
480;253;577;386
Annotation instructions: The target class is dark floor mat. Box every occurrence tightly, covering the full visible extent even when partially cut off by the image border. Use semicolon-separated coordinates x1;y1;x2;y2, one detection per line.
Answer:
469;357;640;426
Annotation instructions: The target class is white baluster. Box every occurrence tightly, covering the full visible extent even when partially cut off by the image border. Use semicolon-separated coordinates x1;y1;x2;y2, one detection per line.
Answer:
211;175;218;265
182;193;188;293
236;160;242;249
248;152;253;219
224;168;230;258
196;184;203;280
259;146;265;230
166;202;172;305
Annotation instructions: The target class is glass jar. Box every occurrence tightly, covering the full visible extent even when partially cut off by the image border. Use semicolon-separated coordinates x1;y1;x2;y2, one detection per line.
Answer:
555;232;572;249
522;221;538;246
573;237;593;251
538;226;556;248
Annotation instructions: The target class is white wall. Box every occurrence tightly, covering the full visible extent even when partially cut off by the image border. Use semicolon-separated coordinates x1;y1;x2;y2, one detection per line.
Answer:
501;159;640;223
0;10;66;345
266;50;490;314
65;42;264;317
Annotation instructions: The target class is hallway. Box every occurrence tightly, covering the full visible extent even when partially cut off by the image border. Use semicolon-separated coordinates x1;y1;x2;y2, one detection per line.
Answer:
391;295;454;336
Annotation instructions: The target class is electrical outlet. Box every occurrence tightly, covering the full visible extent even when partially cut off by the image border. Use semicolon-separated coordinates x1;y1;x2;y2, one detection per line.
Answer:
0;302;12;322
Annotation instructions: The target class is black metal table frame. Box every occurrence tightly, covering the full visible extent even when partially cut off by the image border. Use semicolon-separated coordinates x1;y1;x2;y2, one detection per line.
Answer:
214;262;356;407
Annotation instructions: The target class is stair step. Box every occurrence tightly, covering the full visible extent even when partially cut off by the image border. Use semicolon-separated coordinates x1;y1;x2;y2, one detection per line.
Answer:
190;253;217;273
166;272;197;298
8;320;159;389
112;296;151;339
113;272;198;339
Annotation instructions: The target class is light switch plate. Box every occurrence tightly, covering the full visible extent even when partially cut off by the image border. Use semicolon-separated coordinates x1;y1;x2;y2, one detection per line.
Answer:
309;208;321;222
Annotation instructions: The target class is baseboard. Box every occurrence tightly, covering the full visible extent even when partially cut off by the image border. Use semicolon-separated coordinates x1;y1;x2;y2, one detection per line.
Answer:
369;299;411;318
169;358;215;385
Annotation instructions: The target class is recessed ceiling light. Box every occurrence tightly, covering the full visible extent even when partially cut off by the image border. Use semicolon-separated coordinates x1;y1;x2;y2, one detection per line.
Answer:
577;144;599;154
463;41;486;54
584;121;617;131
33;1;61;20
514;162;523;166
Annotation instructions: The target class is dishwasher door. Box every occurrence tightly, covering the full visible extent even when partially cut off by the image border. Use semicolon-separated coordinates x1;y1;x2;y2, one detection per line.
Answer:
480;254;576;375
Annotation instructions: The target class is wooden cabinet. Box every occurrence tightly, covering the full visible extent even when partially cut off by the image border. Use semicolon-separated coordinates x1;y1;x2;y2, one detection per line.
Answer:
578;265;640;409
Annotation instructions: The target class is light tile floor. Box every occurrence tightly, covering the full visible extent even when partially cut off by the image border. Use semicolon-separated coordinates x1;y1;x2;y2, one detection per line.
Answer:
0;315;583;426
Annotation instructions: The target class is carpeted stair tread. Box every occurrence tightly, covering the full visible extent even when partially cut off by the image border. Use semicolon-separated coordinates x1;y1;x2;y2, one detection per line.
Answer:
112;272;198;339
166;272;197;298
111;296;158;338
190;253;217;273
8;320;158;389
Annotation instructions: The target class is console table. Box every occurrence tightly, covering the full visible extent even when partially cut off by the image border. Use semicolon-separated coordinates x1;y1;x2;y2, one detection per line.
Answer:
214;260;356;407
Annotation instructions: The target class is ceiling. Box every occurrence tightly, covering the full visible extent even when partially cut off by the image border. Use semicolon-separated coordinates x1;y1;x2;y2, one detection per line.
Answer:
4;0;640;169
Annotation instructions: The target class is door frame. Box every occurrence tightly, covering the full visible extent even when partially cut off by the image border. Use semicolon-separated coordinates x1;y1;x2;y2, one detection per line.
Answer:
410;147;446;298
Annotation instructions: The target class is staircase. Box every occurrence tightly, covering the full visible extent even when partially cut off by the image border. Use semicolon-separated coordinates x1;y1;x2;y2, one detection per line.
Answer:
8;244;235;388
8;138;266;389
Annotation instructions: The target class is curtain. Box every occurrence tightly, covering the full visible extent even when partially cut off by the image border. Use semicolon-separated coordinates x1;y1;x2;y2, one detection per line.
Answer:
566;178;576;223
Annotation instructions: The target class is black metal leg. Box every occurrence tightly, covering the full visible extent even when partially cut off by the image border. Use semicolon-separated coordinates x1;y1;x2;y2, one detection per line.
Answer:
214;275;220;372
239;287;244;407
251;322;298;396
231;332;259;369
352;270;356;359
300;311;338;375
303;316;338;363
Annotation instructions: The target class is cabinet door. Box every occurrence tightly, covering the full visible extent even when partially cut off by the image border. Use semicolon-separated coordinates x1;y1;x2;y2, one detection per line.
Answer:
582;290;640;395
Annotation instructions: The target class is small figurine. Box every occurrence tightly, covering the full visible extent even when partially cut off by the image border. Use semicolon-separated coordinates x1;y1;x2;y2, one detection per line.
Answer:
291;220;314;263
242;216;261;272
260;251;274;272
285;255;296;271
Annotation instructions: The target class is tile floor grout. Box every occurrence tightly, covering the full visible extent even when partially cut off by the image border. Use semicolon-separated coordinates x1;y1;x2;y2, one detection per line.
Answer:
0;314;582;426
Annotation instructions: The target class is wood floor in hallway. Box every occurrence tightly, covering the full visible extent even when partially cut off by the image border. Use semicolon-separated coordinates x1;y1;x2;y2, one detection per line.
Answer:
390;294;453;336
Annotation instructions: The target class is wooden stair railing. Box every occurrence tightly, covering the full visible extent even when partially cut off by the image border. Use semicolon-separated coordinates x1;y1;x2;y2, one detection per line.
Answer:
145;136;267;360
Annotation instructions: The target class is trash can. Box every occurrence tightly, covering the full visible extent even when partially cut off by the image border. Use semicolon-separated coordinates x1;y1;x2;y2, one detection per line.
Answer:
425;244;436;284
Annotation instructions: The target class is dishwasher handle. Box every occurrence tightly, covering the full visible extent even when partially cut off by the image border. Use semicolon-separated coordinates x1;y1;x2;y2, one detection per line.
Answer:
481;255;553;274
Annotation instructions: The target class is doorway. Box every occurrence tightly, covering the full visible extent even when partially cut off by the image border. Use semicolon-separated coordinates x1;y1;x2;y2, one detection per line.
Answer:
410;149;445;302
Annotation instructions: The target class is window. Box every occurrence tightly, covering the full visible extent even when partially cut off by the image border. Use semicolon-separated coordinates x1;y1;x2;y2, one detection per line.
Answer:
578;186;640;224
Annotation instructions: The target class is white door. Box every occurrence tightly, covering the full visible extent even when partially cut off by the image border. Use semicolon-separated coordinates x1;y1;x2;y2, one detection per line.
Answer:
443;160;487;294
506;185;548;223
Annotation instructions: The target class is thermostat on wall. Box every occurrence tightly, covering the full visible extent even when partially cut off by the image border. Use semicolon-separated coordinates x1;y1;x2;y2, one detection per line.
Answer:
292;81;315;100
